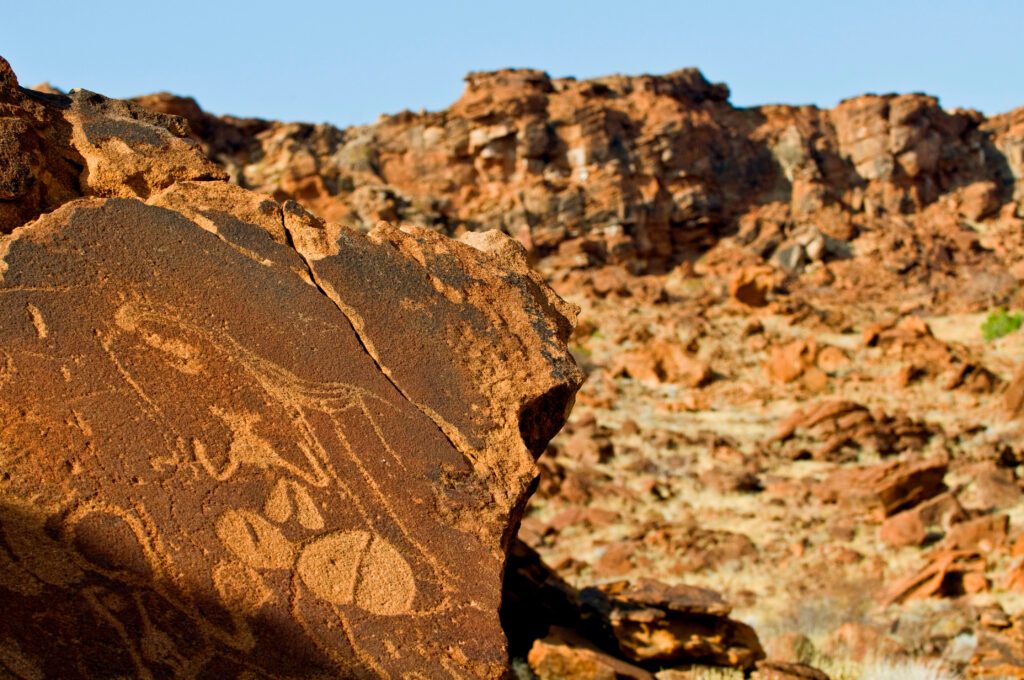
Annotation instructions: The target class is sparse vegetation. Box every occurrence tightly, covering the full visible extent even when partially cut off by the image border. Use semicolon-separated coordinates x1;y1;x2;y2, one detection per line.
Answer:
981;308;1023;341
844;658;958;680
682;657;958;680
691;668;743;679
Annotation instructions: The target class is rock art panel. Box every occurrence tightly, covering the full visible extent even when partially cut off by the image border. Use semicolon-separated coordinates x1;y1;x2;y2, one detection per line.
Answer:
0;181;581;677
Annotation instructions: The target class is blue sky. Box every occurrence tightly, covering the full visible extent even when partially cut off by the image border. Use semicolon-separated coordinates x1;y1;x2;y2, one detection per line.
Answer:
3;1;1022;126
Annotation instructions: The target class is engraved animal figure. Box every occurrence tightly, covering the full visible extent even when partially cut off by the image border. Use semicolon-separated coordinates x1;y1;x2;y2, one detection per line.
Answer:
0;221;506;678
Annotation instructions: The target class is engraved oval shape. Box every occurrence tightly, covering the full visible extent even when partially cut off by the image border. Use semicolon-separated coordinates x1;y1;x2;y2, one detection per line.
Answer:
354;535;417;616
264;479;323;530
215;509;294;570
297;530;416;615
71;509;151;579
296;530;369;605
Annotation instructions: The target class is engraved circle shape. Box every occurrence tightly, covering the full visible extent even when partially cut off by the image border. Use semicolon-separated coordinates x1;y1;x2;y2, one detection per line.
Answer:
297;530;416;616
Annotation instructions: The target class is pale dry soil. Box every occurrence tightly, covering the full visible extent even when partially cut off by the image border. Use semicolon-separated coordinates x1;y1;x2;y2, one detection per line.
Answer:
523;286;1024;676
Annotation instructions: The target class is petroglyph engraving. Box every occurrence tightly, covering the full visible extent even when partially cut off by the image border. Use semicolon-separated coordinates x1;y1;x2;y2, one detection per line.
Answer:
25;303;46;339
0;177;581;678
200;407;298;481
296;530;417;615
106;300;458;600
216;509;295;570
212;560;272;615
67;505;153;580
295;531;366;606
114;301;203;374
354;535;419;616
264;478;324;530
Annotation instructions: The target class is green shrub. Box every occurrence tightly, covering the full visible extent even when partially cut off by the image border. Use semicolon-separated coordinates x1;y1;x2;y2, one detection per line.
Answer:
982;308;1023;342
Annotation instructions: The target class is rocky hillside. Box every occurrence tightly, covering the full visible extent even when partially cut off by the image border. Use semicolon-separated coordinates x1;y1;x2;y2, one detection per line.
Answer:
9;56;1024;678
133;68;1024;293
126;67;1024;679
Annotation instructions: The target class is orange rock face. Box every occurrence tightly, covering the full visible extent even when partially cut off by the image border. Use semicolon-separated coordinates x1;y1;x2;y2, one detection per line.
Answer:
528;627;655;680
579;579;765;670
0;57;224;233
132;66;1024;289
0;57;582;678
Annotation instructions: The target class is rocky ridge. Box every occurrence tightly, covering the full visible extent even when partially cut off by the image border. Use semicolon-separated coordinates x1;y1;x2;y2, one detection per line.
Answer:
121;64;1024;679
125;64;1024;678
133;68;1024;314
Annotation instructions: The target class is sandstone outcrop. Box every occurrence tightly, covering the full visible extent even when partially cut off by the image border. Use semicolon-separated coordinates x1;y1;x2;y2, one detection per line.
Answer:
0;57;224;234
133;67;1024;296
528;627;655;680
504;540;765;677
579;579;764;671
12;51;1024;679
0;56;582;678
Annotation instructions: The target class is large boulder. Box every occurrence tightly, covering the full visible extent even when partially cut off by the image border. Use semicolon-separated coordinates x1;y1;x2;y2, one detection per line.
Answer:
0;59;582;678
0;55;224;234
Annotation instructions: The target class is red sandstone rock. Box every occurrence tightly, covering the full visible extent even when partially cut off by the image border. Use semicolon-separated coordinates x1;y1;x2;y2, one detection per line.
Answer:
774;400;936;461
729;266;774;307
814;457;948;518
815;346;850;374
611;340;712;388
0;56;224;233
15;50;1024;679
528;627;655;680
0;59;582;678
959;181;1003;221
880;492;965;548
643;525;758;572
963;462;1023;510
885;549;988;604
945;515;1010;553
125;65;1024;289
764;339;818;384
579;579;765;670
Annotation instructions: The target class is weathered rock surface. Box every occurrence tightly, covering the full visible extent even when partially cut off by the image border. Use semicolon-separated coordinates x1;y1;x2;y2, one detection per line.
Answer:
0;57;582;678
813;457;949;519
504;541;764;677
579;579;765;670
132;66;1024;299
528;627;655;680
0;56;224;234
772;399;937;461
16;51;1024;680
